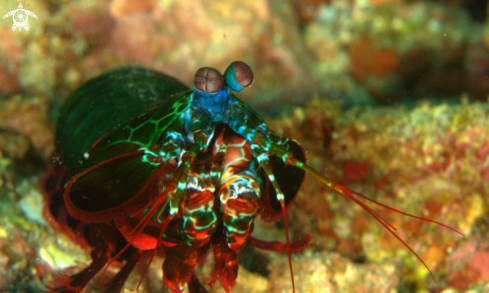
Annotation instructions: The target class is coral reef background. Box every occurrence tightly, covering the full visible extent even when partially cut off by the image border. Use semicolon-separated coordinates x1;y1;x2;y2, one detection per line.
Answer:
0;0;488;292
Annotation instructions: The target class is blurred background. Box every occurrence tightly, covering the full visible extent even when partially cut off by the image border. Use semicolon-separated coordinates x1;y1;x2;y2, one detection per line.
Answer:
0;0;488;292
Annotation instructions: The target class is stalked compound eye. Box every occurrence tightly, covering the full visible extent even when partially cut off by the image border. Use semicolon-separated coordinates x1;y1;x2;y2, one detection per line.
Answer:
194;67;223;97
224;61;254;92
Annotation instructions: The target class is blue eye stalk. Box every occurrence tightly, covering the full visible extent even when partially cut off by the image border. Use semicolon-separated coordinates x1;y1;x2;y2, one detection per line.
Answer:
224;61;254;92
193;61;254;98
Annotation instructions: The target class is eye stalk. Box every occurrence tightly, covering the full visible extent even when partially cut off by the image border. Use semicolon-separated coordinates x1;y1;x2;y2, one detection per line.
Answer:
194;67;223;97
224;61;253;92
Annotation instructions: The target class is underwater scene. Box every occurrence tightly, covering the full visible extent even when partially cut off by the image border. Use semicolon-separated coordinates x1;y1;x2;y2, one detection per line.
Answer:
0;0;488;292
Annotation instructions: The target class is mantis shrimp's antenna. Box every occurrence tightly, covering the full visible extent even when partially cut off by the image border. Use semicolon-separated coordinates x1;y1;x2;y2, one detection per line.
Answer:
287;157;464;282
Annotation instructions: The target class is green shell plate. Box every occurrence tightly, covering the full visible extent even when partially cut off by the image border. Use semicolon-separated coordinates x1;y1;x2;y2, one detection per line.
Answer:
56;65;189;174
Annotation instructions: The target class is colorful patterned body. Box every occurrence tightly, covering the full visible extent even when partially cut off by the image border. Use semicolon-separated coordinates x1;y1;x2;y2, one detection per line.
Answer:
43;63;309;293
